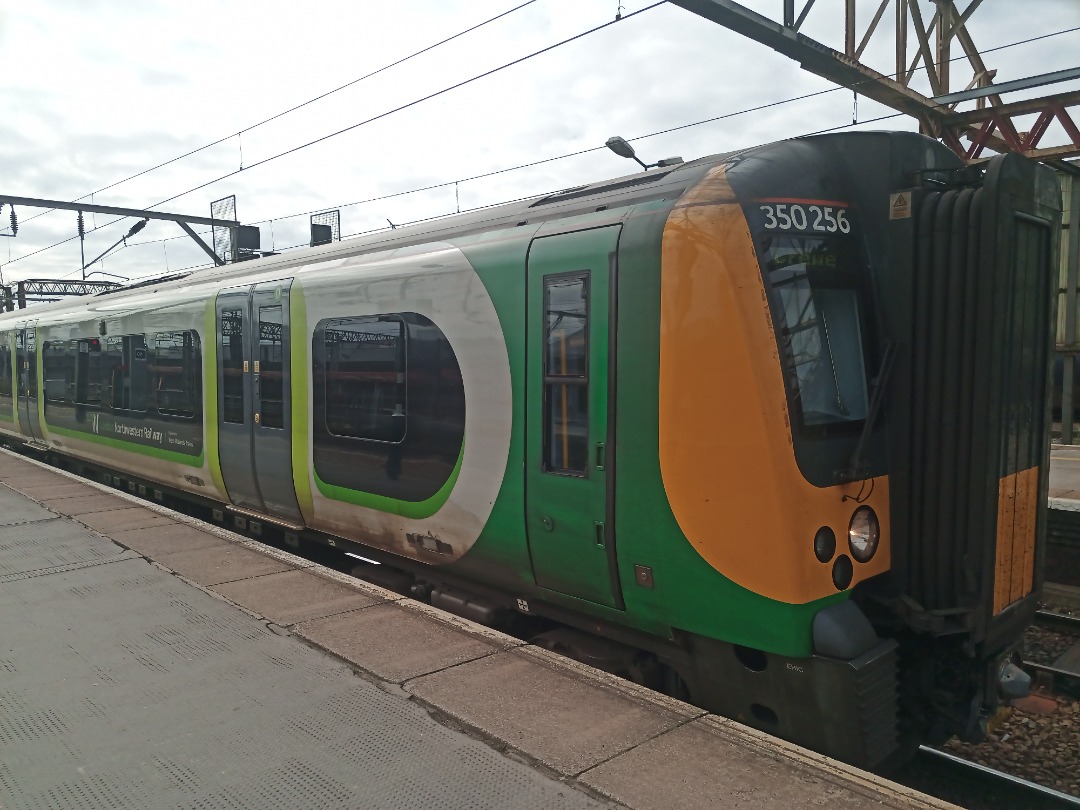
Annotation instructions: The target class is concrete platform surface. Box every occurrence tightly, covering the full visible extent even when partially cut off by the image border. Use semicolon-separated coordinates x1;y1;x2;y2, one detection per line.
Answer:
0;449;956;810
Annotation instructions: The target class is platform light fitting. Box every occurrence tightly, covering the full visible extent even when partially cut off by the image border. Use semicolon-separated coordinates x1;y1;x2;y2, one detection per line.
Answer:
605;136;683;171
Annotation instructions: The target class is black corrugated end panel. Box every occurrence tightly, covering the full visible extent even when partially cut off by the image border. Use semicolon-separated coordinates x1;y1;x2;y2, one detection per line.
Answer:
893;154;1060;642
853;643;899;769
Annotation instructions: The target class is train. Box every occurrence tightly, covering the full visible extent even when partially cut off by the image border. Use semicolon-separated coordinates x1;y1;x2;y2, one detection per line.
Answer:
0;131;1061;769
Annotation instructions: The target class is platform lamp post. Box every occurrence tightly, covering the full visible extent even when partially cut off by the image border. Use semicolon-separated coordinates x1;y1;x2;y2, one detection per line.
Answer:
81;219;148;275
604;136;684;170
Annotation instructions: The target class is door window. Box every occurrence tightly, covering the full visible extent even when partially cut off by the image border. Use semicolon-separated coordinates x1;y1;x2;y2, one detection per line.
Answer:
221;308;245;424
543;274;589;474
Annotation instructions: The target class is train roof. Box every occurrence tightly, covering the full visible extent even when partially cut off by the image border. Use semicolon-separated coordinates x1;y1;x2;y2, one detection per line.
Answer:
1;130;945;326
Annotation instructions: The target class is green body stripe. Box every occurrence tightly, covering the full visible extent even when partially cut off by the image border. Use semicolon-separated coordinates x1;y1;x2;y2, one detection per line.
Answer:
46;422;203;465
313;439;464;519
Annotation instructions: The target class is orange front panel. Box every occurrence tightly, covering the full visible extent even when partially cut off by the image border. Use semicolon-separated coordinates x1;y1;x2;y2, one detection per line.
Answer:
993;466;1039;614
658;166;890;605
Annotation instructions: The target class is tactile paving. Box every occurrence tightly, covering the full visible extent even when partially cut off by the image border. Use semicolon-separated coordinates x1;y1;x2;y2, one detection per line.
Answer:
0;484;56;526
0;518;138;582
0;495;609;810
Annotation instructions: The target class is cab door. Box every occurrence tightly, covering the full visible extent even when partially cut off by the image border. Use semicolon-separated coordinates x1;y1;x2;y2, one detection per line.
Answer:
525;226;623;609
16;324;42;442
215;280;303;525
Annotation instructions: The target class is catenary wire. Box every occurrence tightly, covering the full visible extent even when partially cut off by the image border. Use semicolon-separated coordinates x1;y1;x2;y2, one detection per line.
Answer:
154;108;908;277
10;19;1078;273
121;23;1080;253
16;0;539;229
11;1;666;270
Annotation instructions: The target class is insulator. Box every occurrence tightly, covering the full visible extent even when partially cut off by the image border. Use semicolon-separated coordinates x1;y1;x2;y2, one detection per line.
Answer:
78;211;85;238
9;208;16;236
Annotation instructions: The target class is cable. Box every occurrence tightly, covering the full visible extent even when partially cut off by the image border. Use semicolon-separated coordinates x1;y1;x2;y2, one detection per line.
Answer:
146;2;667;210
14;18;1079;271
17;0;539;229
123;18;1080;253
157;108;912;279
15;2;665;270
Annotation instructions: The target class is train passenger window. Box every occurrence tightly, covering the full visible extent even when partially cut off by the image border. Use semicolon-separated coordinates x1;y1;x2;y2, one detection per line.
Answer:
320;316;406;443
75;338;104;406
220;309;245;424
25;328;37;400
0;339;12;408
312;312;464;503
151;331;199;418
258;307;284;429
543;274;589;474
105;334;148;412
41;340;76;406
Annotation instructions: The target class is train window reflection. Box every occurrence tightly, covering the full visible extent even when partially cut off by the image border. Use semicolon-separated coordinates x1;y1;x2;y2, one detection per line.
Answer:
258;307;284;429
322;317;406;443
25;329;37;400
221;309;245;424
75;339;103;407
151;331;200;418
104;334;148;412
42;340;74;405
543;273;589;474
763;237;869;429
0;339;12;408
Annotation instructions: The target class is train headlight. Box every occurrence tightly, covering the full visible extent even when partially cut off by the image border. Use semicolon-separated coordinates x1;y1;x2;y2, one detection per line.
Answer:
848;506;879;563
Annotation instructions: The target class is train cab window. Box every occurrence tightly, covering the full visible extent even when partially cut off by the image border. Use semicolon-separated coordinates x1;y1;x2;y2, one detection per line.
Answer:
320;316;406;442
220;309;245;424
760;236;870;431
151;331;199;418
543;273;589;474
258;307;284;429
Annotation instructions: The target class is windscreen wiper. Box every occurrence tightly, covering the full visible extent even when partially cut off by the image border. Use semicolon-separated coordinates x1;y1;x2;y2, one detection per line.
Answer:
835;341;895;484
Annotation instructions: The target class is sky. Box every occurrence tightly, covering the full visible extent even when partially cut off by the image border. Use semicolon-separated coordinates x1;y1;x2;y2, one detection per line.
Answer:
0;0;1077;286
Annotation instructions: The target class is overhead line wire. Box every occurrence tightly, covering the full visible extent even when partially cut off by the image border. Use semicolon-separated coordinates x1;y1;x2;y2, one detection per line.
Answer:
13;1;665;269
16;0;539;228
13;18;1078;271
123;22;1080;251
165;110;914;276
143;2;667;210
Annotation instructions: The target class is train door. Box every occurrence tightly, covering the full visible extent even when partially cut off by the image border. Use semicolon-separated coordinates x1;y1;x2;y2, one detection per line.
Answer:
215;280;303;525
16;324;42;443
525;226;623;609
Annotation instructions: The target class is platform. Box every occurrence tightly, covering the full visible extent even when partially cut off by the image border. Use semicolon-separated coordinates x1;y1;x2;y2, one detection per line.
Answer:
0;449;953;810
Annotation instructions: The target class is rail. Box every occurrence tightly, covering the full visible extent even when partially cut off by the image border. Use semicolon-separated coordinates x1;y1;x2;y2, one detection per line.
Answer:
915;746;1080;809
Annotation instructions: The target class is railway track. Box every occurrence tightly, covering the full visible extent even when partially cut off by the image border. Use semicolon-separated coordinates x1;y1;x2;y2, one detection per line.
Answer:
1035;608;1080;634
912;746;1080;810
1026;609;1080;697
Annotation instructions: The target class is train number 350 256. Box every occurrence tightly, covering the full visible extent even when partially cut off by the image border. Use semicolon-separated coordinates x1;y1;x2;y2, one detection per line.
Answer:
759;203;851;233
